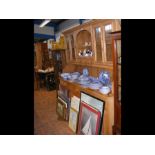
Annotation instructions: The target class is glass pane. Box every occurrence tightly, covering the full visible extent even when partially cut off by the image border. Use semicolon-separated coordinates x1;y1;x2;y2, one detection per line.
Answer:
95;27;102;61
71;35;75;60
116;40;121;63
66;39;70;60
118;86;121;102
116;39;121;105
104;24;112;61
118;65;121;86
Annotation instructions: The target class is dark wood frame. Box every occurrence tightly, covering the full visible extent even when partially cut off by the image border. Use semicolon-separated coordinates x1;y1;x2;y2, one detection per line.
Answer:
112;31;121;134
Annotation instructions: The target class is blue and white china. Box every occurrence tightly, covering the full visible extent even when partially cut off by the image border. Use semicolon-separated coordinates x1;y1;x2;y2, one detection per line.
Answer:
89;81;103;90
70;72;80;80
78;75;90;81
99;71;111;85
99;86;111;94
89;76;99;83
82;68;89;76
72;72;80;76
79;80;91;85
60;73;70;80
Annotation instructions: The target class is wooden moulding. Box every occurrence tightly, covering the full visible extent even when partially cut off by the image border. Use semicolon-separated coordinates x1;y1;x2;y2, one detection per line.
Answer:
63;19;117;35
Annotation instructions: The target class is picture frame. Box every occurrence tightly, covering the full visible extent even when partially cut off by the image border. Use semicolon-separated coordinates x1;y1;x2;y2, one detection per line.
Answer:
80;91;105;134
69;108;78;133
78;101;101;135
56;101;64;118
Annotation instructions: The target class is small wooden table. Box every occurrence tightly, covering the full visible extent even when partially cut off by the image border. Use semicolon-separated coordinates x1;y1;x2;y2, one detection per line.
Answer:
35;71;55;90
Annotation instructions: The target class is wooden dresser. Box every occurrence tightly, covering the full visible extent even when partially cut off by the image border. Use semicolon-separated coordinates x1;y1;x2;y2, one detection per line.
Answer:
57;19;121;134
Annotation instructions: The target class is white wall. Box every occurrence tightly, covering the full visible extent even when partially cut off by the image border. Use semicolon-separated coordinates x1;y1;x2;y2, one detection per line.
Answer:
34;24;54;35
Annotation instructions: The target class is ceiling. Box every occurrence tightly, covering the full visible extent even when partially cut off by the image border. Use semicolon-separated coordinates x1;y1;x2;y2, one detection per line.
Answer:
34;19;67;27
34;19;68;42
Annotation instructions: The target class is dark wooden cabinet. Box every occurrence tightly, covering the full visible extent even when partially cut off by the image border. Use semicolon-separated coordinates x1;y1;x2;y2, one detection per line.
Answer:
112;31;121;134
34;43;52;69
52;49;66;89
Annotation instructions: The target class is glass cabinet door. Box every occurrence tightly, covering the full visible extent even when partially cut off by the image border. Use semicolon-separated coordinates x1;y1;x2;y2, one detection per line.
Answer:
116;39;121;103
95;27;102;62
116;40;121;64
104;24;112;62
70;35;75;60
66;37;71;62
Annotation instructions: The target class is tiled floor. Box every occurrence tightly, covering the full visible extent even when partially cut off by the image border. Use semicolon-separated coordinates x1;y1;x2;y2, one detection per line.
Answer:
34;88;74;135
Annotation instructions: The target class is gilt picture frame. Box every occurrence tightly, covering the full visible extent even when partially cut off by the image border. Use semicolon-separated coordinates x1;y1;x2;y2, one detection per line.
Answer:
69;108;78;133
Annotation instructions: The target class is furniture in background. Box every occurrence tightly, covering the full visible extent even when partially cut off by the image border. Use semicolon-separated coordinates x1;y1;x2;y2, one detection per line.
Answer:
34;42;53;70
52;49;66;90
34;69;55;90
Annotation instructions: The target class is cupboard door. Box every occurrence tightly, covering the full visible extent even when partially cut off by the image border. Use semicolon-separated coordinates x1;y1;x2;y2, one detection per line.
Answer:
70;34;76;61
104;24;113;62
95;26;103;62
66;36;71;63
116;39;121;104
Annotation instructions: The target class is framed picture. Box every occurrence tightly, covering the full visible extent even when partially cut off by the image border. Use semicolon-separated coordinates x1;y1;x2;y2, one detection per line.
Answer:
71;96;80;112
56;101;64;118
80;92;105;134
69;108;78;133
78;101;101;135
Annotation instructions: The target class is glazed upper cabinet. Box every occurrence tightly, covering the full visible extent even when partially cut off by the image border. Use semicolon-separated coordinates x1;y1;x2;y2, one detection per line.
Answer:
63;19;121;67
92;20;113;64
65;33;76;63
74;25;94;64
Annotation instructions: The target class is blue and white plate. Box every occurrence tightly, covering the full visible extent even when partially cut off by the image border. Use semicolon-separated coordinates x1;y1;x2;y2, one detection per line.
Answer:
89;82;103;90
99;71;111;85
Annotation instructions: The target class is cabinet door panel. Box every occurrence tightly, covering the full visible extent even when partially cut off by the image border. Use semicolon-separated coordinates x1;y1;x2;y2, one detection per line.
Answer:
104;24;112;62
70;34;76;60
95;27;102;62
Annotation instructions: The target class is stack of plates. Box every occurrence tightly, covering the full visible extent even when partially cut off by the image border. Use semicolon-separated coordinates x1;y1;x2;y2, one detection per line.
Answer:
76;75;91;85
89;76;99;83
79;80;91;85
89;82;103;90
78;75;89;81
60;73;70;80
71;72;80;80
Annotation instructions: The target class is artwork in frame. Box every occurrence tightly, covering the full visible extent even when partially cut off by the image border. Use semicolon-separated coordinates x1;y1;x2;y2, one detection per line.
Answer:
56;101;65;118
80;91;105;134
78;101;101;135
69;108;78;133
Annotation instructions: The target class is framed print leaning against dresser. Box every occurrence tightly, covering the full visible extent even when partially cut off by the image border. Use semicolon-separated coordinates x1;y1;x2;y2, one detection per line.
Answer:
78;101;101;135
69;108;78;133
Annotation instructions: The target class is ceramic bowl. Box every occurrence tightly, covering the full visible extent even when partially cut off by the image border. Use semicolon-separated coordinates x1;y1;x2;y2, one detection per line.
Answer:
99;86;111;94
